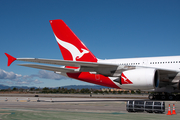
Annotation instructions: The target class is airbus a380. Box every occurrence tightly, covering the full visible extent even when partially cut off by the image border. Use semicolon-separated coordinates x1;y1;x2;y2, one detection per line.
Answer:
5;19;180;100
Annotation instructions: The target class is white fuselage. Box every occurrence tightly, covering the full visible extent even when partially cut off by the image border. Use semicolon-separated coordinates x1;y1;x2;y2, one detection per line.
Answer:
98;56;180;72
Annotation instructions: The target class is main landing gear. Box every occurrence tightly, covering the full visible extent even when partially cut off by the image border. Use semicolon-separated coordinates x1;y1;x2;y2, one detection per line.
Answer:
148;93;180;100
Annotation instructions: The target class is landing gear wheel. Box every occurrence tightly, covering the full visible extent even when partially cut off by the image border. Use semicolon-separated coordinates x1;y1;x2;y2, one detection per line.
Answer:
161;95;166;100
168;95;174;100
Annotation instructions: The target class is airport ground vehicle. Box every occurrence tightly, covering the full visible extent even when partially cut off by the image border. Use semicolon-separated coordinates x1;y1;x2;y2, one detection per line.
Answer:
126;101;165;113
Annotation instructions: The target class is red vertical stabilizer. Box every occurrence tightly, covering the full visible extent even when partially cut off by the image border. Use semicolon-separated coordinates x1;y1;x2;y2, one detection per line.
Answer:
49;19;97;63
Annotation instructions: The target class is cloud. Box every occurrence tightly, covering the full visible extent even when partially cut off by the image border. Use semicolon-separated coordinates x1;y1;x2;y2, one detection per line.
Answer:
0;68;43;85
0;68;67;86
0;69;21;79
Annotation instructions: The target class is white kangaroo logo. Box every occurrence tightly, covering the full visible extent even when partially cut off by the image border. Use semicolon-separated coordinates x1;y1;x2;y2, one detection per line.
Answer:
121;76;129;83
55;35;89;61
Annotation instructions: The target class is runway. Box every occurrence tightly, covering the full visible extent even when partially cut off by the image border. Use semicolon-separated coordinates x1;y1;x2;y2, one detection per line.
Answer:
0;93;149;99
0;96;136;112
0;94;180;120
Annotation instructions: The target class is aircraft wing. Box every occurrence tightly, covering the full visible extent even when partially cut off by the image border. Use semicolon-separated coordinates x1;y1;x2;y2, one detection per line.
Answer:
16;58;120;76
17;64;76;73
16;58;118;68
5;53;120;76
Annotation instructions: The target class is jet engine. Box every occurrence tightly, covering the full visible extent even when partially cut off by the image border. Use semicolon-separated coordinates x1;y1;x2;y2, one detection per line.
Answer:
119;68;159;90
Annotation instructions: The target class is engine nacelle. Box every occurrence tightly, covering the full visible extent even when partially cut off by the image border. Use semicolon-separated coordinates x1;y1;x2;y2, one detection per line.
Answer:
120;68;159;90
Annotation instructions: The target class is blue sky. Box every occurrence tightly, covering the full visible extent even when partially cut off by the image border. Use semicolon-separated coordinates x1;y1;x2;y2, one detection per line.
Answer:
0;0;180;88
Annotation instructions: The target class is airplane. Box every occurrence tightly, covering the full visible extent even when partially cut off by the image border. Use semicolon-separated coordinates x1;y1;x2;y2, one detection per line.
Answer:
5;19;180;100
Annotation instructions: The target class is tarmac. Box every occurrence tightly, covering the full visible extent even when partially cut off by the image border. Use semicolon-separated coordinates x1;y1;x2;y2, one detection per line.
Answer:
0;94;179;120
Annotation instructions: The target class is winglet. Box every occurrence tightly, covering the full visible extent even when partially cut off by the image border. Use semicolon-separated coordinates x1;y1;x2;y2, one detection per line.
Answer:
4;53;16;66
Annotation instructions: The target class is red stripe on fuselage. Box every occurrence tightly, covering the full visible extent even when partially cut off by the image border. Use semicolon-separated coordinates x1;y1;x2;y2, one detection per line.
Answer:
67;72;120;89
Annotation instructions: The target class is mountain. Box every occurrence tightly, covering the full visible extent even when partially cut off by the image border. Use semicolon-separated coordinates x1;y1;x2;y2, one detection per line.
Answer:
0;84;35;90
0;84;108;90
